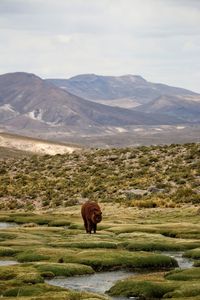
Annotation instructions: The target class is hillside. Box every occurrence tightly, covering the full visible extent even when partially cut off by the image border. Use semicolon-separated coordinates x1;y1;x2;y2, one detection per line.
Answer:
136;94;200;122
0;143;199;210
0;72;179;136
0;72;199;147
0;132;81;155
47;74;200;117
48;74;197;104
48;74;200;123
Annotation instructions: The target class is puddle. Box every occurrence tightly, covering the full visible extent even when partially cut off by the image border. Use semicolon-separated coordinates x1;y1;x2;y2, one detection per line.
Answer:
46;270;137;298
0;222;17;228
163;252;193;269
0;260;19;266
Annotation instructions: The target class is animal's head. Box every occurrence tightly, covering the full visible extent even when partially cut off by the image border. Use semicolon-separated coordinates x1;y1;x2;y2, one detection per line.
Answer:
92;209;102;224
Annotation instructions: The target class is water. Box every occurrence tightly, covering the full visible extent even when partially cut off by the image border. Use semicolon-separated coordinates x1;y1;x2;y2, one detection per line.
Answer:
46;252;192;299
46;270;137;299
0;222;19;266
0;222;17;229
0;260;19;266
163;251;193;269
0;221;193;299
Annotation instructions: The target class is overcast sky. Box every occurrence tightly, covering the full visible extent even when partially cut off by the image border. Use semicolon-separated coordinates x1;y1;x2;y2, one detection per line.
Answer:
0;0;200;92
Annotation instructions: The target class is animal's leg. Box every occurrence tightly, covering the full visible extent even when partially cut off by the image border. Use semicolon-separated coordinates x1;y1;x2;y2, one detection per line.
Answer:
82;216;89;233
87;221;92;234
93;223;97;233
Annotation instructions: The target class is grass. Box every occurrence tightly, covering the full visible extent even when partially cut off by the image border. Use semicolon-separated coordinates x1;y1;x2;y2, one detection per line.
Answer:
165;267;200;281
53;249;178;271
48;241;118;249
0;141;200;299
35;262;94;277
108;279;177;298
16;251;50;263
108;269;200;299
0;204;199;299
0;264;106;299
0;246;18;256
184;248;200;260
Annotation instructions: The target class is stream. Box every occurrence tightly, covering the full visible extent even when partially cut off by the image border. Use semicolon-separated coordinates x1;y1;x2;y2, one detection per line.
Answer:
0;222;17;229
46;252;193;299
0;222;194;299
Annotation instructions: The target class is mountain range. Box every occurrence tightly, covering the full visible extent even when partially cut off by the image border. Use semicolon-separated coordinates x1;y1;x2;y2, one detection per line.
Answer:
47;74;200;117
0;71;200;146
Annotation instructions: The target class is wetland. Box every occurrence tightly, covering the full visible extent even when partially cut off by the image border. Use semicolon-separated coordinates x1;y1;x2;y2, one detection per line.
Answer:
0;143;200;299
0;205;200;300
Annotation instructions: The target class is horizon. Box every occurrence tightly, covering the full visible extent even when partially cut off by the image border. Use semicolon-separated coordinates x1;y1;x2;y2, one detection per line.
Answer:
0;0;200;93
0;70;199;94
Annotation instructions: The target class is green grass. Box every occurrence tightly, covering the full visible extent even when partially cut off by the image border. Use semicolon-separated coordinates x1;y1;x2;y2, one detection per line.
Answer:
165;267;200;281
35;262;94;277
108;279;177;298
108;270;200;299
48;241;118;249
0;264;106;299
0;246;18;256
58;249;178;271
16;251;50;263
184;248;200;260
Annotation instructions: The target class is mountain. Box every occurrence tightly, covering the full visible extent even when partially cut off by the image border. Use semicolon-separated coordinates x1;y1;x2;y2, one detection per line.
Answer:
135;94;200;122
47;74;199;109
1;72;200;147
0;72;182;139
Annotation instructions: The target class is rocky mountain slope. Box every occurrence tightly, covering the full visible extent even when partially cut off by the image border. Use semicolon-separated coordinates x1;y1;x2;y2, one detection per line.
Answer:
135;94;200;122
47;74;199;109
1;72;200;147
0;72;181;136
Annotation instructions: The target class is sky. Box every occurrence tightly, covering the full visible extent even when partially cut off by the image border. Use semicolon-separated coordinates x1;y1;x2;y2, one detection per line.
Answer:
0;0;200;92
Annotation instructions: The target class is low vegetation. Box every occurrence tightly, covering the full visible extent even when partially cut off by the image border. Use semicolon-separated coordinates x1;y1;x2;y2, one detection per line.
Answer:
0;143;199;210
0;142;200;299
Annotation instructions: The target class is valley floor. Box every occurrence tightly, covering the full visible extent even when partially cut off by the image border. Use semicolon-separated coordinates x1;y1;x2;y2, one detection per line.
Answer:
0;203;200;299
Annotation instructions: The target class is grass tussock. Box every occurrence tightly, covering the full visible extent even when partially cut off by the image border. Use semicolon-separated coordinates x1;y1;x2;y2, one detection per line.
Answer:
184;248;200;260
0;246;18;256
58;249;178;271
107;270;200;299
165;267;200;281
35;262;94;277
0;264;107;300
48;241;118;249
16;251;50;263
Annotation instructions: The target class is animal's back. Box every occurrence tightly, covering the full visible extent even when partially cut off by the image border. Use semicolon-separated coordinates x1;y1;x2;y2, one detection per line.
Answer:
81;201;100;219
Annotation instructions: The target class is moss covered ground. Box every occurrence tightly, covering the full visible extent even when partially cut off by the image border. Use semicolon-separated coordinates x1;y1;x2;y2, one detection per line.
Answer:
0;201;200;299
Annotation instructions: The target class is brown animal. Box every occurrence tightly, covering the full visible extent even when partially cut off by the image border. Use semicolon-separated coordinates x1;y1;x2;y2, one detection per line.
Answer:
81;201;102;234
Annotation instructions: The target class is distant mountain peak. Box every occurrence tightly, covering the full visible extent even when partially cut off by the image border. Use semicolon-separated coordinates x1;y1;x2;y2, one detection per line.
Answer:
119;74;146;82
0;72;43;86
69;73;147;83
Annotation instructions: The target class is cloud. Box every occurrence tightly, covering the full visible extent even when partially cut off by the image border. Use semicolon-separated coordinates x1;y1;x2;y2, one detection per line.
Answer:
0;0;200;92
